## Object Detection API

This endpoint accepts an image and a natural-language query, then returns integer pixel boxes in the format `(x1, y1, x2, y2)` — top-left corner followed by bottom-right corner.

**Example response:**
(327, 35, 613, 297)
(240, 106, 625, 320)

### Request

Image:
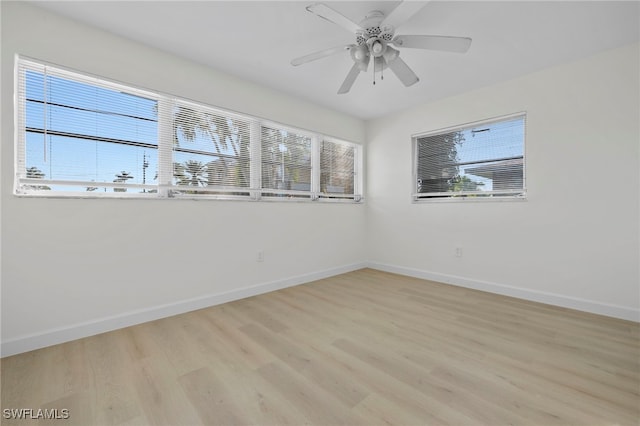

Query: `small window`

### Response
(413, 113, 526, 201)
(171, 102, 253, 197)
(320, 139, 356, 200)
(261, 126, 313, 199)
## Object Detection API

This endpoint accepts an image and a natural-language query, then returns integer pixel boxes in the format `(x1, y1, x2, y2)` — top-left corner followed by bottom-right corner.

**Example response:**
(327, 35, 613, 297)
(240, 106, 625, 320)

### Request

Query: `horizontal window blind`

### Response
(15, 57, 363, 202)
(17, 59, 159, 194)
(170, 101, 254, 197)
(261, 125, 312, 198)
(320, 139, 356, 199)
(414, 114, 525, 200)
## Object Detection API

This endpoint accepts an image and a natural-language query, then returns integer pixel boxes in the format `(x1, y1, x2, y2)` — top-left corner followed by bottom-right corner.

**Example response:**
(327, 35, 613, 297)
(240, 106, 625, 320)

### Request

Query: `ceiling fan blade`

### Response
(337, 63, 361, 94)
(291, 45, 353, 66)
(382, 1, 429, 30)
(385, 56, 419, 87)
(392, 35, 472, 53)
(306, 3, 362, 34)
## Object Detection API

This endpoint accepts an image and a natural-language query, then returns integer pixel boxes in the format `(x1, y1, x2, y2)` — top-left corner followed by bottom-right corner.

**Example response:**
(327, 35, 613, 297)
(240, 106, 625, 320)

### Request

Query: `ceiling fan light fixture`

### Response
(350, 44, 366, 56)
(367, 38, 387, 57)
(382, 46, 399, 63)
(350, 44, 370, 71)
(372, 41, 383, 55)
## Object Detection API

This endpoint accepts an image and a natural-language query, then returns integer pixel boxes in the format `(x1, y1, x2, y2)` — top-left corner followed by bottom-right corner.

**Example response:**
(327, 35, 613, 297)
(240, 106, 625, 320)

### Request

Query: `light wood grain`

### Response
(2, 269, 638, 425)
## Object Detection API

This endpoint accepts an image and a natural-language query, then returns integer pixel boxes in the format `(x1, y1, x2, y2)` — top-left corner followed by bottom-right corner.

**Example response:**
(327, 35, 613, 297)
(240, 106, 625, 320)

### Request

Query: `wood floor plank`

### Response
(206, 364, 313, 425)
(2, 268, 638, 425)
(278, 323, 476, 424)
(239, 323, 370, 409)
(83, 332, 145, 426)
(332, 337, 531, 426)
(177, 367, 245, 426)
(255, 361, 362, 425)
(131, 355, 202, 426)
(195, 308, 277, 370)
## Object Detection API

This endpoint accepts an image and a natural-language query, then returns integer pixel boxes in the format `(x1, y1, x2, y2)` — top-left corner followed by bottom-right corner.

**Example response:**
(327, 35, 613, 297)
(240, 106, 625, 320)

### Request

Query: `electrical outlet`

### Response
(257, 250, 264, 262)
(455, 247, 463, 258)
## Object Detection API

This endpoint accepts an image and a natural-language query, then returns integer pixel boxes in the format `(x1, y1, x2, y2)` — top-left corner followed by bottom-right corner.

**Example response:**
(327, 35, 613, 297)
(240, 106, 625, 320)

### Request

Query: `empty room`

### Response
(1, 1, 638, 425)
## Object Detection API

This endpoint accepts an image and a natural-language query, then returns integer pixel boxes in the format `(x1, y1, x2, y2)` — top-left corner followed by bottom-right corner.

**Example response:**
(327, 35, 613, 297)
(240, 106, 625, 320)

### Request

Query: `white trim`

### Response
(0, 262, 366, 357)
(412, 195, 528, 204)
(411, 111, 527, 140)
(311, 134, 321, 197)
(18, 178, 157, 190)
(366, 262, 640, 323)
(413, 189, 524, 198)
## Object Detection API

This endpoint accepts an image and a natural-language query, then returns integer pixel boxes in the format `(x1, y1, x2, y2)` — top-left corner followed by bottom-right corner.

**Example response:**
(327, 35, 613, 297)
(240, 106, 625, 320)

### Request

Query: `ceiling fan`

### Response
(291, 1, 472, 94)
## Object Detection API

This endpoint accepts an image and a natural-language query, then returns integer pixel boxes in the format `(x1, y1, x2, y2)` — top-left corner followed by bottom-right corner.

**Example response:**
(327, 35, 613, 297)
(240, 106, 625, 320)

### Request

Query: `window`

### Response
(413, 113, 525, 201)
(320, 139, 357, 200)
(170, 101, 253, 197)
(15, 58, 363, 202)
(261, 125, 312, 198)
(17, 61, 158, 194)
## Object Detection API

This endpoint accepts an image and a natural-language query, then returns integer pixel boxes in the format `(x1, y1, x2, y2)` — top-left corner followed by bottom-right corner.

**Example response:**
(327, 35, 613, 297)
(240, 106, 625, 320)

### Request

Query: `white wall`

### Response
(0, 2, 367, 355)
(366, 42, 640, 321)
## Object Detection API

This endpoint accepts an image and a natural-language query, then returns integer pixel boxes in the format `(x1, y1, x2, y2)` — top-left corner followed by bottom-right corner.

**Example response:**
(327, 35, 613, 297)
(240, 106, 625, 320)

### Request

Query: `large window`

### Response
(413, 113, 526, 201)
(15, 58, 363, 202)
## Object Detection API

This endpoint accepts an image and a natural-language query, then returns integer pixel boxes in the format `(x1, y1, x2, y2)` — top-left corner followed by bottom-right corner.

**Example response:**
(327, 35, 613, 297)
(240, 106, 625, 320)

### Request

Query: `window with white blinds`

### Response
(170, 101, 254, 197)
(261, 126, 313, 198)
(15, 57, 363, 202)
(17, 60, 159, 194)
(413, 113, 526, 201)
(320, 139, 357, 199)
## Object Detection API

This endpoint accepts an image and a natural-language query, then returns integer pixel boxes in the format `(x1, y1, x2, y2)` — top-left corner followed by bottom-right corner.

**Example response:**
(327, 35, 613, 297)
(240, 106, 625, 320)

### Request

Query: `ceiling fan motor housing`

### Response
(356, 10, 396, 63)
(357, 12, 394, 40)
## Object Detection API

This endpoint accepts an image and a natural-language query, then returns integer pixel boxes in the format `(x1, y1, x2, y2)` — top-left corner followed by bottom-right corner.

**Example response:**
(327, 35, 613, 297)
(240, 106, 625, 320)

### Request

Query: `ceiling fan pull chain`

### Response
(373, 55, 376, 85)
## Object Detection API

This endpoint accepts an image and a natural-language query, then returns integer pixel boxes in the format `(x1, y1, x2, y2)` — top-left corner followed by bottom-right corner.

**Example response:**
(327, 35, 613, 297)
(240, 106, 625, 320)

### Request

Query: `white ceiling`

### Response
(31, 1, 639, 120)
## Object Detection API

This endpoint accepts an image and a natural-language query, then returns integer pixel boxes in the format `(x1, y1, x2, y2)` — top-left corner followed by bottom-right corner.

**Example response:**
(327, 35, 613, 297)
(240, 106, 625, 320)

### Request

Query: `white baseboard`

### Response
(4, 261, 636, 357)
(0, 262, 366, 357)
(366, 262, 640, 323)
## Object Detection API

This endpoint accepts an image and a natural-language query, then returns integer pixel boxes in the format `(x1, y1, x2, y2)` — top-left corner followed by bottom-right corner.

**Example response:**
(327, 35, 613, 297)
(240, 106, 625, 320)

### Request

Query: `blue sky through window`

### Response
(455, 116, 525, 191)
(25, 70, 158, 191)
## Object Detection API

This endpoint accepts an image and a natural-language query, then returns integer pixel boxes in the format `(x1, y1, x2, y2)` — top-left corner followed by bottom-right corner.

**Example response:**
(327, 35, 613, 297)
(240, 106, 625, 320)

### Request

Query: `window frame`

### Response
(319, 136, 362, 201)
(14, 56, 364, 203)
(412, 112, 527, 203)
(15, 58, 162, 198)
(167, 98, 256, 201)
(259, 121, 316, 200)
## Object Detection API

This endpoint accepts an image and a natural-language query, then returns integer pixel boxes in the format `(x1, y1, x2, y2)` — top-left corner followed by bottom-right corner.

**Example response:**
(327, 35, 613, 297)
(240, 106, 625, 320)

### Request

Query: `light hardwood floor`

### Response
(1, 269, 639, 425)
